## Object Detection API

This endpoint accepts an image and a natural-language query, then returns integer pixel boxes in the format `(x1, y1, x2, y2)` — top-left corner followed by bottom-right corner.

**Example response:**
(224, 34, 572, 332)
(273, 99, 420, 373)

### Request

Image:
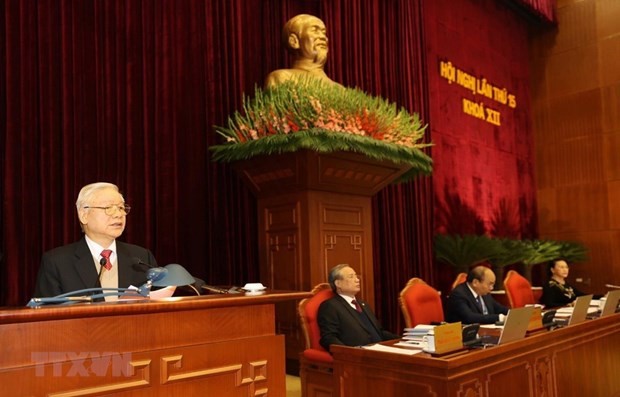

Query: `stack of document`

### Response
(555, 305, 599, 319)
(554, 307, 573, 319)
(396, 324, 435, 348)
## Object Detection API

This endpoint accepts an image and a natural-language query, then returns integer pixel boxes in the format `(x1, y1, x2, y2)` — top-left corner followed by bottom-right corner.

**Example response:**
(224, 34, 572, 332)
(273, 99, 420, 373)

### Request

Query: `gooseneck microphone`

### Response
(94, 257, 106, 288)
(132, 257, 155, 272)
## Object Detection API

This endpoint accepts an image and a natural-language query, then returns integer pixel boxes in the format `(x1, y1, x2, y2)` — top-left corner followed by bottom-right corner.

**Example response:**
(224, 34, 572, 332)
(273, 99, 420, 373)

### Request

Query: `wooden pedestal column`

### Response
(235, 150, 411, 363)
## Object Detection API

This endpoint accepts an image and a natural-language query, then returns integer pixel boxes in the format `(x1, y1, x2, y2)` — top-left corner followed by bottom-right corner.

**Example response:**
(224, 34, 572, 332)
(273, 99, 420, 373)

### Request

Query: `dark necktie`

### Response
(100, 249, 113, 271)
(352, 299, 362, 313)
(476, 295, 488, 315)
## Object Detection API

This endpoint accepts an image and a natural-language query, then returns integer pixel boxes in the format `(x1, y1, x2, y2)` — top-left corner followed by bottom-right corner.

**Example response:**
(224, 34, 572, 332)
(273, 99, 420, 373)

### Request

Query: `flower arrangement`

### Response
(211, 77, 432, 181)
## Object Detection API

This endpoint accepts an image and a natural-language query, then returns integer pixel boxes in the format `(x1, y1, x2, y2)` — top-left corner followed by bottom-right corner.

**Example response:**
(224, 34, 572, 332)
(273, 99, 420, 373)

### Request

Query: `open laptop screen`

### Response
(568, 294, 593, 326)
(480, 306, 534, 346)
(600, 290, 620, 317)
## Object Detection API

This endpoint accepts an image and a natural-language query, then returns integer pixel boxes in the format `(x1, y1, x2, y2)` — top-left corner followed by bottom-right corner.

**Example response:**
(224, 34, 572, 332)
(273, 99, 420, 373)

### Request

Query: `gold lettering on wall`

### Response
(440, 60, 516, 126)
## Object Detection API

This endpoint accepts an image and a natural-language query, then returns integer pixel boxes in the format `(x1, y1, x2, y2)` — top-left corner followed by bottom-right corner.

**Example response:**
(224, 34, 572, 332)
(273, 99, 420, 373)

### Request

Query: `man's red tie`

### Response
(100, 249, 113, 271)
(352, 299, 362, 313)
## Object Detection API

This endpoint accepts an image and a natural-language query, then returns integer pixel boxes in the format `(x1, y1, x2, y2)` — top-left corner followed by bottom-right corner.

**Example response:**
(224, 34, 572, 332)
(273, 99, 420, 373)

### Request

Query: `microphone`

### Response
(605, 284, 620, 289)
(94, 258, 106, 289)
(202, 285, 230, 294)
(132, 257, 155, 272)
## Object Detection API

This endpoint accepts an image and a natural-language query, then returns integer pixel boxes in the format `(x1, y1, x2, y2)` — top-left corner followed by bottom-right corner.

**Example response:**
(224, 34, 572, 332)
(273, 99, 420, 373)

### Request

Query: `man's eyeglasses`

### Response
(83, 204, 131, 216)
(342, 274, 361, 280)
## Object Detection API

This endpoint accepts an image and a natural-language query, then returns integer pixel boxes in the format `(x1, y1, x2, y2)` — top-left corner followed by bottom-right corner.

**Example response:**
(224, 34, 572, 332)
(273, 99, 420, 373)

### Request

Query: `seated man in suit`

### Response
(445, 265, 508, 324)
(34, 182, 157, 299)
(317, 264, 398, 352)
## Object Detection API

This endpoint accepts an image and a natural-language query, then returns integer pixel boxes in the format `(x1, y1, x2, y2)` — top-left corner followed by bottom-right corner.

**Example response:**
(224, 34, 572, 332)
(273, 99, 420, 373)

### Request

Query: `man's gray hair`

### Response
(327, 263, 350, 292)
(75, 182, 123, 210)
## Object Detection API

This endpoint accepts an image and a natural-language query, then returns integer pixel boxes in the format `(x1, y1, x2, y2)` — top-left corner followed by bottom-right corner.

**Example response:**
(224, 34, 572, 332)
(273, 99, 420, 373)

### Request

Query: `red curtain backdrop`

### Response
(1, 0, 546, 332)
(320, 0, 434, 329)
(510, 0, 556, 22)
(0, 0, 433, 329)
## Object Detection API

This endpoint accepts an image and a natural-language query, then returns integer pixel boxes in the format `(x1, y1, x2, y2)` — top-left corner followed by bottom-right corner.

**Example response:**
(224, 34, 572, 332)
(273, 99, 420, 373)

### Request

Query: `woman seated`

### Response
(540, 259, 585, 308)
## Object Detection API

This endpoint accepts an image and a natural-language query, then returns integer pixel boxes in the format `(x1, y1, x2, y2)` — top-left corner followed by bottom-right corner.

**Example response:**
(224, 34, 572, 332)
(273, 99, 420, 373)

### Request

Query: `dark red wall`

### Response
(425, 0, 537, 238)
(423, 0, 539, 289)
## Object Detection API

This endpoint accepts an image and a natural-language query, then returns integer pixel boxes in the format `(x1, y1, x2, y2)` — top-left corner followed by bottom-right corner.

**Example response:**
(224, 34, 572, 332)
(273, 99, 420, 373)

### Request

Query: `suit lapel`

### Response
(116, 242, 132, 288)
(464, 286, 484, 314)
(481, 295, 492, 314)
(73, 238, 99, 290)
(335, 296, 380, 333)
(335, 296, 365, 325)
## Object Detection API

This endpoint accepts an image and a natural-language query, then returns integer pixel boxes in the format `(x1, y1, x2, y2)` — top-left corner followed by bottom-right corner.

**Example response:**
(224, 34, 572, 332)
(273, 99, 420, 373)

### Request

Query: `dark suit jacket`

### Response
(445, 282, 508, 324)
(34, 237, 157, 297)
(317, 295, 398, 352)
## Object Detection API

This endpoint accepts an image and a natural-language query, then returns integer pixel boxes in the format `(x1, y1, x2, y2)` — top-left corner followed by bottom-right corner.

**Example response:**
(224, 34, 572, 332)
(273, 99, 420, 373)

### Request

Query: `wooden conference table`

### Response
(332, 312, 620, 397)
(0, 290, 309, 396)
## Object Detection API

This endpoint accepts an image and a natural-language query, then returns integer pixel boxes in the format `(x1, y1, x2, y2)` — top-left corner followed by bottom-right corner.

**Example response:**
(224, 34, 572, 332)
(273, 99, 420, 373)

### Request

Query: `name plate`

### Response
(527, 306, 543, 331)
(433, 322, 463, 354)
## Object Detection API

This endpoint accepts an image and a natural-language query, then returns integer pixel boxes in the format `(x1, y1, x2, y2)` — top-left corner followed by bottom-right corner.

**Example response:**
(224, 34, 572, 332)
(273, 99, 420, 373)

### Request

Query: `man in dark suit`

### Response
(317, 264, 398, 352)
(445, 265, 508, 324)
(34, 182, 157, 299)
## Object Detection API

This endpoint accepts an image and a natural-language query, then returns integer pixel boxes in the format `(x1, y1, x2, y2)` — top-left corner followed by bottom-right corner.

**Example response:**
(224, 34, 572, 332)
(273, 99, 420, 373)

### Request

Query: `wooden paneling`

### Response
(332, 313, 620, 397)
(531, 0, 620, 294)
(235, 150, 411, 363)
(0, 291, 308, 396)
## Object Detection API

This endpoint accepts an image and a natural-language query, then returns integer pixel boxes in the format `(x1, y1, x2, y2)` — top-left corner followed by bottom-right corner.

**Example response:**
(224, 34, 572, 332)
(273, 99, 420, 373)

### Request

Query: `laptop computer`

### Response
(479, 306, 534, 346)
(601, 290, 620, 317)
(555, 294, 593, 326)
(589, 289, 620, 318)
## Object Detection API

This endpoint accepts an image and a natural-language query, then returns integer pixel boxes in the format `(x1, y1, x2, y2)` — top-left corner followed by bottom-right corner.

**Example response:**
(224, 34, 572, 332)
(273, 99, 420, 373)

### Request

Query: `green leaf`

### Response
(211, 77, 432, 182)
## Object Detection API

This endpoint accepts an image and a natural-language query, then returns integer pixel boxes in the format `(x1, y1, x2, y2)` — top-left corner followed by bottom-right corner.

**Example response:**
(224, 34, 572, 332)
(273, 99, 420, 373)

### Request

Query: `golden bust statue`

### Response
(265, 14, 340, 88)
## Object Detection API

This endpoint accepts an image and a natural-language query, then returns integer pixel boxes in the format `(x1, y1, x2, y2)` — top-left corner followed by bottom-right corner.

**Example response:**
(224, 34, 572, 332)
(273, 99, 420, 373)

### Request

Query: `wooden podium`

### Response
(0, 291, 308, 396)
(235, 149, 412, 362)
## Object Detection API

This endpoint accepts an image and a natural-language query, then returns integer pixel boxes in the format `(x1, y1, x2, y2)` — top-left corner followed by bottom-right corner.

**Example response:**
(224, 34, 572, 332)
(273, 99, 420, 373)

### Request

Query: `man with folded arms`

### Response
(446, 265, 508, 324)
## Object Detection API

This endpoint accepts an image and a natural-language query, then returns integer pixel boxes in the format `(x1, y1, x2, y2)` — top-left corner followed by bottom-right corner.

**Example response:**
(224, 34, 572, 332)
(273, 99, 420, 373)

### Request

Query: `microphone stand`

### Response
(27, 280, 157, 308)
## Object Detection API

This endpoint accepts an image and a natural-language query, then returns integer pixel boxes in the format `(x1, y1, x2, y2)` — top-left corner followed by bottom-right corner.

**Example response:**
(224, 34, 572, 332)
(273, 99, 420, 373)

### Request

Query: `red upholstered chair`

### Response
(451, 272, 468, 290)
(298, 283, 334, 397)
(399, 278, 444, 328)
(504, 270, 535, 308)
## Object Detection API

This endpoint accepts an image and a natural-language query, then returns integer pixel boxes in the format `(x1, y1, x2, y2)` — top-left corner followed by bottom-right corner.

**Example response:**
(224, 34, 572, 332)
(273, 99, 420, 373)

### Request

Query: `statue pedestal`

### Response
(235, 149, 412, 362)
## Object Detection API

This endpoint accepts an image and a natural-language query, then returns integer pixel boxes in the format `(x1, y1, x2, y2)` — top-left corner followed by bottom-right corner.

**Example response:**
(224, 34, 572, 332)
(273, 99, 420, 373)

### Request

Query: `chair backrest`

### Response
(399, 278, 444, 328)
(298, 283, 335, 351)
(451, 272, 468, 290)
(504, 270, 535, 308)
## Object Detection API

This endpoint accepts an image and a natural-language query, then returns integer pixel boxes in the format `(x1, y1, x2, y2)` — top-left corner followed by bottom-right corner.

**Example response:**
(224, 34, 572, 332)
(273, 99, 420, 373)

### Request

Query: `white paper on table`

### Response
(362, 343, 423, 355)
(149, 286, 177, 299)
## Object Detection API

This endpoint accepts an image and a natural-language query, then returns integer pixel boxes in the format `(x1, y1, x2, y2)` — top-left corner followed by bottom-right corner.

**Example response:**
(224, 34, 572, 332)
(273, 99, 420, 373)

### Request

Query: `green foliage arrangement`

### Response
(488, 238, 529, 268)
(433, 234, 501, 274)
(211, 78, 432, 181)
(434, 233, 589, 283)
(557, 241, 588, 263)
(520, 239, 562, 267)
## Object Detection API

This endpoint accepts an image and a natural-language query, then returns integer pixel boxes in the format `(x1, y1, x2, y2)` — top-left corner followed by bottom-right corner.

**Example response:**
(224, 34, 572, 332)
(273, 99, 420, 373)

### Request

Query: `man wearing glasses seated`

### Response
(34, 182, 157, 299)
(317, 264, 398, 352)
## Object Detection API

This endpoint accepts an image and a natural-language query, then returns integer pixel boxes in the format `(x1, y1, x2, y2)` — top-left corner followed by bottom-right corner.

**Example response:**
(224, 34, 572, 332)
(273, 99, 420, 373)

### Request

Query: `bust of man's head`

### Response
(282, 14, 329, 67)
(265, 14, 338, 88)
